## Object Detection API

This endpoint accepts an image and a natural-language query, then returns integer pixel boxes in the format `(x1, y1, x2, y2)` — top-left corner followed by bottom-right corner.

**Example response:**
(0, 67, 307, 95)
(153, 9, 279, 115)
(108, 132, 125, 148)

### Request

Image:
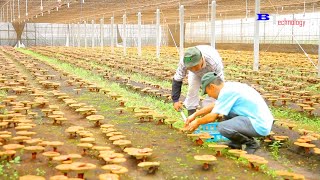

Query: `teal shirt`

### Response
(212, 82, 274, 136)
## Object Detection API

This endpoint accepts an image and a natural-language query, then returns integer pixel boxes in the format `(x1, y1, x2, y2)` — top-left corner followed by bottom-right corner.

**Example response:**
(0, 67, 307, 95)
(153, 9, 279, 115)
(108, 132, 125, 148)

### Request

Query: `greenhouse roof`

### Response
(0, 0, 320, 24)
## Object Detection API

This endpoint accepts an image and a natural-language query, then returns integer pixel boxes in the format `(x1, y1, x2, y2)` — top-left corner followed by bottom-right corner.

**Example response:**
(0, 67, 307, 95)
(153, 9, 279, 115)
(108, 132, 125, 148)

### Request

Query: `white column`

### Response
(77, 22, 80, 47)
(211, 0, 216, 48)
(66, 24, 70, 47)
(318, 23, 320, 78)
(111, 16, 114, 53)
(253, 0, 260, 71)
(123, 14, 127, 56)
(84, 21, 87, 48)
(100, 18, 104, 50)
(179, 5, 184, 59)
(240, 19, 243, 43)
(91, 20, 95, 48)
(72, 23, 75, 47)
(221, 20, 223, 43)
(156, 9, 160, 59)
(137, 12, 142, 57)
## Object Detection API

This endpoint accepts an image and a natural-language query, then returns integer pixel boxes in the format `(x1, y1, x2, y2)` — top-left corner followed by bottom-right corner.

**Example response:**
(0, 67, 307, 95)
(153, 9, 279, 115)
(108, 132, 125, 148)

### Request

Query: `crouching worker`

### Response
(185, 72, 274, 154)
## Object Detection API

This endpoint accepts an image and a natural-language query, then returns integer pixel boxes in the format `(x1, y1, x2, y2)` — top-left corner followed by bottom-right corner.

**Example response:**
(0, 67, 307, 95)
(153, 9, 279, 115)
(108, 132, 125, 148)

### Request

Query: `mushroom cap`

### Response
(77, 143, 93, 148)
(49, 175, 69, 180)
(100, 152, 124, 159)
(16, 131, 37, 136)
(109, 135, 126, 141)
(86, 115, 104, 121)
(80, 137, 96, 143)
(106, 132, 122, 137)
(100, 124, 114, 129)
(19, 175, 45, 180)
(42, 151, 61, 157)
(194, 155, 217, 162)
(70, 162, 97, 172)
(138, 161, 160, 168)
(123, 147, 138, 153)
(103, 128, 117, 134)
(25, 138, 43, 145)
(228, 149, 247, 157)
(68, 154, 82, 159)
(3, 144, 25, 150)
(273, 135, 289, 141)
(47, 141, 64, 147)
(101, 164, 128, 174)
(53, 155, 71, 161)
(103, 157, 127, 164)
(113, 140, 131, 146)
(275, 170, 305, 179)
(208, 144, 228, 150)
(24, 146, 45, 152)
(294, 142, 316, 148)
(56, 164, 72, 172)
(12, 136, 31, 141)
(99, 173, 120, 180)
(92, 146, 111, 151)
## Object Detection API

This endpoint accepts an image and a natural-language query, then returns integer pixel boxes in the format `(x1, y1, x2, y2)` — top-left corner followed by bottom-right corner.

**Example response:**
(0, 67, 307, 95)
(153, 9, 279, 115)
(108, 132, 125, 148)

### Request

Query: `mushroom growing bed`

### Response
(0, 46, 319, 179)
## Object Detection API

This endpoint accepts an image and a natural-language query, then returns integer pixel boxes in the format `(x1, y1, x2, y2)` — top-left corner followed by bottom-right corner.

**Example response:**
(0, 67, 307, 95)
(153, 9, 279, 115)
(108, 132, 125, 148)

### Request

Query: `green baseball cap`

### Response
(183, 47, 202, 68)
(201, 72, 218, 95)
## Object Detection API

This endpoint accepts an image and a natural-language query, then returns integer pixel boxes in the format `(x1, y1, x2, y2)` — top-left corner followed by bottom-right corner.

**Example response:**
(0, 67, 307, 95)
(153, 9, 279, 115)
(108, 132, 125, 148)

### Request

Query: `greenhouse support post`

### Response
(156, 9, 160, 59)
(111, 16, 114, 53)
(211, 0, 216, 48)
(253, 0, 260, 71)
(179, 5, 184, 60)
(123, 14, 127, 56)
(137, 12, 142, 57)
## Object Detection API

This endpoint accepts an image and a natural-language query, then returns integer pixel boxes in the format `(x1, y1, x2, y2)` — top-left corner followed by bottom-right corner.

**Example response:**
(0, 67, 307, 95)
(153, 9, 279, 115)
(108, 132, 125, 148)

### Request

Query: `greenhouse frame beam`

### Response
(211, 0, 216, 48)
(123, 13, 127, 56)
(66, 23, 70, 47)
(179, 5, 184, 60)
(100, 18, 104, 50)
(318, 26, 320, 78)
(137, 12, 142, 57)
(84, 21, 87, 48)
(111, 16, 114, 53)
(72, 23, 75, 47)
(253, 0, 260, 71)
(156, 9, 160, 59)
(91, 20, 95, 48)
(77, 22, 80, 47)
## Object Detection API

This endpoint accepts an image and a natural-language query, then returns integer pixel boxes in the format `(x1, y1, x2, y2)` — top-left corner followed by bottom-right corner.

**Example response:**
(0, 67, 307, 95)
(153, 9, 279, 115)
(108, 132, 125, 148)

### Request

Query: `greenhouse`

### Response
(0, 0, 319, 179)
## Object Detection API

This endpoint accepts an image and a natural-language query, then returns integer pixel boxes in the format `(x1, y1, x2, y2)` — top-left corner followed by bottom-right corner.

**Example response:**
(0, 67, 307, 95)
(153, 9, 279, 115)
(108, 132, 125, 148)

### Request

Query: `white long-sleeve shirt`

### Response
(173, 45, 224, 81)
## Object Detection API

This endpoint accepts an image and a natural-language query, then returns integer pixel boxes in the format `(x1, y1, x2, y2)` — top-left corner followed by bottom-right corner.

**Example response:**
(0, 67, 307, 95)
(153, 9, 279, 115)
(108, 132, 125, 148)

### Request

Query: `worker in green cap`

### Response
(172, 45, 224, 116)
(185, 72, 274, 154)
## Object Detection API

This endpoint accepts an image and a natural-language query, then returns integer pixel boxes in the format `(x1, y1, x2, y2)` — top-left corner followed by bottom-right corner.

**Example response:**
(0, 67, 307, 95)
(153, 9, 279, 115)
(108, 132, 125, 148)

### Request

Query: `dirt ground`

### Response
(2, 49, 319, 180)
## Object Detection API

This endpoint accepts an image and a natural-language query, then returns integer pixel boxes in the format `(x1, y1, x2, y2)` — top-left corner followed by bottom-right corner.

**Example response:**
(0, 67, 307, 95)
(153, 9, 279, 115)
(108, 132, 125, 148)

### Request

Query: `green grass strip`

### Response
(17, 48, 185, 128)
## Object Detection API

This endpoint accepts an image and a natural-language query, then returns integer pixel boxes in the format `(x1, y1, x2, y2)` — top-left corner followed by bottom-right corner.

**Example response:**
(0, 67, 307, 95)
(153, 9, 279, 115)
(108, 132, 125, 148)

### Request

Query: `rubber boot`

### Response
(188, 109, 196, 116)
(222, 141, 242, 150)
(230, 132, 260, 154)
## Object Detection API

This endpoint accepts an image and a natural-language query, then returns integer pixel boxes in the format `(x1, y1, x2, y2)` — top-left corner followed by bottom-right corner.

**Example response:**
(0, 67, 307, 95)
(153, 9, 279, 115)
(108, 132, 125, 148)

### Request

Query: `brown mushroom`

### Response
(24, 146, 45, 160)
(19, 175, 45, 180)
(208, 144, 228, 156)
(101, 164, 128, 174)
(42, 151, 61, 161)
(86, 115, 104, 127)
(70, 162, 96, 179)
(99, 173, 119, 180)
(138, 161, 160, 174)
(47, 141, 64, 152)
(194, 155, 217, 170)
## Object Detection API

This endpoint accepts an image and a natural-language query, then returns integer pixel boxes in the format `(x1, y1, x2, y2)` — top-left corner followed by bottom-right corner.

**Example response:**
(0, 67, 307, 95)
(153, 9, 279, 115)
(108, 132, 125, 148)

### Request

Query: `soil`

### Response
(2, 49, 319, 180)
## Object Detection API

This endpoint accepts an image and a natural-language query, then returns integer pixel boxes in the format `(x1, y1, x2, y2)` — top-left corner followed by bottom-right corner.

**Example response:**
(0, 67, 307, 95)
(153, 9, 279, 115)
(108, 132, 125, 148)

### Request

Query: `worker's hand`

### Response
(187, 119, 200, 132)
(173, 101, 183, 111)
(185, 113, 196, 126)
